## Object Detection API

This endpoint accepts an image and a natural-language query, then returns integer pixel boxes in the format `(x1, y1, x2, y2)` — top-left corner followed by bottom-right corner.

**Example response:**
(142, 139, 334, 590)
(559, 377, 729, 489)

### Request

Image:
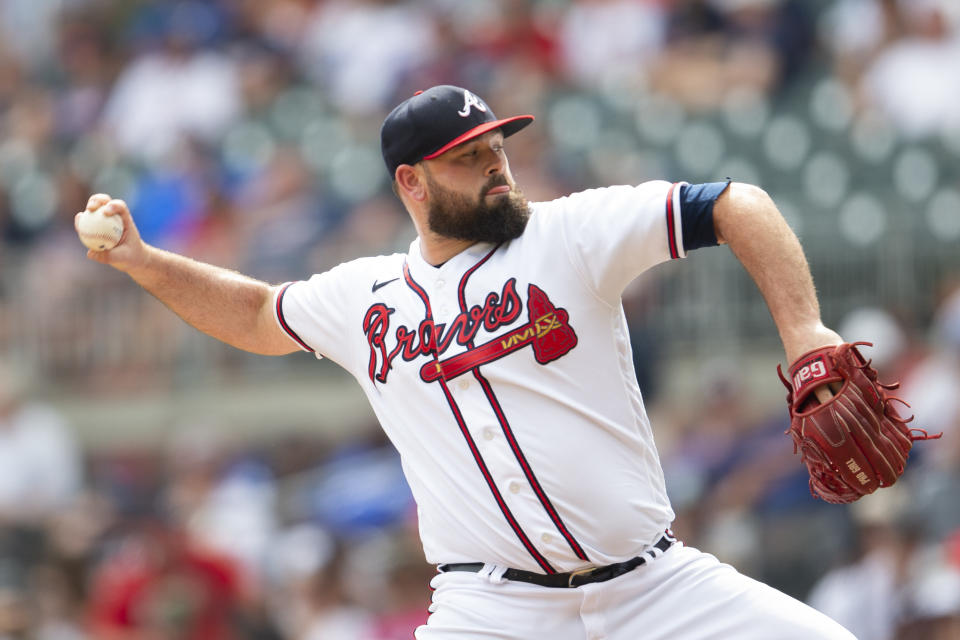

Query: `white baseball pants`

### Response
(417, 543, 856, 640)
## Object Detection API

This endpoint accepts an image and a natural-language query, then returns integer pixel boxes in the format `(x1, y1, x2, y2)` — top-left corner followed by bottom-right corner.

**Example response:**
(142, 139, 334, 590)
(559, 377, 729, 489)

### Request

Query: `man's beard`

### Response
(424, 172, 531, 244)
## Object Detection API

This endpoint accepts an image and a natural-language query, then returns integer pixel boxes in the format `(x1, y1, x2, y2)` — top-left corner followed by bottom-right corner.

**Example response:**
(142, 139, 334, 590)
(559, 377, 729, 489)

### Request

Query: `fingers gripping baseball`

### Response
(85, 193, 112, 212)
(74, 195, 146, 270)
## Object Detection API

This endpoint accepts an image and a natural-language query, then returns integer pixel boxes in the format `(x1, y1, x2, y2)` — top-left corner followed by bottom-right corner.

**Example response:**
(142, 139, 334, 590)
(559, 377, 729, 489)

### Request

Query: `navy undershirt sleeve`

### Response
(679, 180, 730, 252)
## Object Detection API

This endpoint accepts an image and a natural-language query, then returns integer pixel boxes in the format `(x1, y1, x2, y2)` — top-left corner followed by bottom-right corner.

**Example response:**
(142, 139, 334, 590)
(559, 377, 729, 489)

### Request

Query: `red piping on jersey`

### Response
(666, 182, 680, 260)
(458, 248, 591, 563)
(403, 261, 556, 574)
(276, 283, 315, 352)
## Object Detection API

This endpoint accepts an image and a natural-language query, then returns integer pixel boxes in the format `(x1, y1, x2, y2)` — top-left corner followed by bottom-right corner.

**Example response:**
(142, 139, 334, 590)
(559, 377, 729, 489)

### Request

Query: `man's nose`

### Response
(485, 151, 505, 176)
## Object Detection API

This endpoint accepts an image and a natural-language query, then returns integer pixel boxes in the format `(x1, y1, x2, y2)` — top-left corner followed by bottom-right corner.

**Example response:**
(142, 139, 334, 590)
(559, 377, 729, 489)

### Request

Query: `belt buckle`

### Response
(567, 566, 597, 588)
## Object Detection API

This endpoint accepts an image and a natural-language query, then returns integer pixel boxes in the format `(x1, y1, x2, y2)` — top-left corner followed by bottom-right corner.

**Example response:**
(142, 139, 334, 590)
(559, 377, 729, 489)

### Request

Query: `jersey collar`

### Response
(407, 237, 496, 281)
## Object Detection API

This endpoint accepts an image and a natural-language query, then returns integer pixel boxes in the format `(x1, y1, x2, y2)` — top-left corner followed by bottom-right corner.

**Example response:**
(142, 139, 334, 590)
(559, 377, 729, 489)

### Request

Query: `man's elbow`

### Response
(713, 182, 777, 244)
(730, 182, 772, 205)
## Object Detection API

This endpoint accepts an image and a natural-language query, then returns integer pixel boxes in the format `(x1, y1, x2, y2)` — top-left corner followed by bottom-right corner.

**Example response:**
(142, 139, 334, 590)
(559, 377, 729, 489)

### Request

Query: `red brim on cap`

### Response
(422, 115, 534, 161)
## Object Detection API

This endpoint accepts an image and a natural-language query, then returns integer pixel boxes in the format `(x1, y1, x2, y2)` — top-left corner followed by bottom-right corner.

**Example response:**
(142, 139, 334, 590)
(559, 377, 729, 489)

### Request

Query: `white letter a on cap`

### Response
(458, 90, 487, 117)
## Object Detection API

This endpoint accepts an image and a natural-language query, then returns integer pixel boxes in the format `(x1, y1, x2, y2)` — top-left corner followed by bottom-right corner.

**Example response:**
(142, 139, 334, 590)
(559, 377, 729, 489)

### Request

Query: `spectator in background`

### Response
(0, 85, 62, 243)
(557, 0, 666, 89)
(39, 491, 118, 640)
(661, 355, 841, 595)
(895, 285, 960, 548)
(0, 363, 83, 638)
(233, 148, 333, 281)
(895, 535, 960, 638)
(660, 358, 775, 565)
(364, 531, 434, 640)
(901, 286, 960, 470)
(860, 0, 960, 137)
(404, 0, 560, 106)
(295, 534, 376, 640)
(53, 6, 115, 143)
(0, 362, 81, 531)
(85, 512, 248, 640)
(836, 307, 912, 375)
(807, 488, 917, 640)
(162, 425, 278, 595)
(99, 1, 241, 163)
(0, 0, 62, 69)
(265, 524, 344, 638)
(654, 0, 815, 109)
(818, 0, 901, 85)
(231, 0, 317, 55)
(299, 0, 438, 116)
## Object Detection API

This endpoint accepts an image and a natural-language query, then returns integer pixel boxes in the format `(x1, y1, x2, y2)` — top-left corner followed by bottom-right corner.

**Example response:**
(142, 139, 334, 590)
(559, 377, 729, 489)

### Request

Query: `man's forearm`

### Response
(76, 195, 297, 356)
(713, 183, 841, 362)
(127, 246, 287, 355)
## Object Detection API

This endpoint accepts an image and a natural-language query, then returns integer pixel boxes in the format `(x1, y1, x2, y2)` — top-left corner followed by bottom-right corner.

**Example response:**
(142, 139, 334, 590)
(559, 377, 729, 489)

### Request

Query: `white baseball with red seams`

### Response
(76, 206, 124, 251)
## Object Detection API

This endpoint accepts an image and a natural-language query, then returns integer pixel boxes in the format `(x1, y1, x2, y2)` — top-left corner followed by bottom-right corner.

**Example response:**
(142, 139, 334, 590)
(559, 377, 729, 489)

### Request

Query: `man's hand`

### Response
(75, 194, 150, 274)
(779, 342, 940, 503)
(781, 323, 844, 404)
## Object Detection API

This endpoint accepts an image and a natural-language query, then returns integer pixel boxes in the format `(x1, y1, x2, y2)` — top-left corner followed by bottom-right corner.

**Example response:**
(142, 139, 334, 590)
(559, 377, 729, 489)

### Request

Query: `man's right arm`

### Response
(76, 194, 299, 356)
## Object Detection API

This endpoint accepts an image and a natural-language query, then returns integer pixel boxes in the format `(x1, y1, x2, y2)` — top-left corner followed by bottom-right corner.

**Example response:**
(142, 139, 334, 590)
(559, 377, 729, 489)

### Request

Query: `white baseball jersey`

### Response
(275, 180, 688, 574)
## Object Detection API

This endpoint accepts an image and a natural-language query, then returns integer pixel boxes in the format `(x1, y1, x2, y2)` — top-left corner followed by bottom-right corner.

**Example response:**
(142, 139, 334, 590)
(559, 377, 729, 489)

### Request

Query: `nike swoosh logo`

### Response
(371, 277, 400, 293)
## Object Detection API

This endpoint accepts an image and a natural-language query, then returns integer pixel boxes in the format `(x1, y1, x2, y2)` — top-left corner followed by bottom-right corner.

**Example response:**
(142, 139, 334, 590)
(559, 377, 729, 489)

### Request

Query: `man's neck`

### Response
(419, 233, 475, 267)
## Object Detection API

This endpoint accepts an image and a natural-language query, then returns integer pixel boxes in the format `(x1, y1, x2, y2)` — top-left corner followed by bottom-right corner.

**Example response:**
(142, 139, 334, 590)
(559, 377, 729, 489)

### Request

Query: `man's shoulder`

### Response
(292, 252, 408, 296)
(532, 180, 674, 212)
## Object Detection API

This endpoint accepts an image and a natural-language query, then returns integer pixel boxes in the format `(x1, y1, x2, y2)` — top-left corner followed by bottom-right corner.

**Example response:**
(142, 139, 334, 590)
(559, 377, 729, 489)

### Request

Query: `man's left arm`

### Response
(711, 182, 842, 364)
(712, 183, 942, 503)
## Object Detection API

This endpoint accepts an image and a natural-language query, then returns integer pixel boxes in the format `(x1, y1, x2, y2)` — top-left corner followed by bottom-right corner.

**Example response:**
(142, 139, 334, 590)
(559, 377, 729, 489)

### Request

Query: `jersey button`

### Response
(541, 533, 553, 544)
(508, 481, 521, 494)
(482, 427, 495, 441)
(436, 279, 446, 288)
(458, 379, 470, 390)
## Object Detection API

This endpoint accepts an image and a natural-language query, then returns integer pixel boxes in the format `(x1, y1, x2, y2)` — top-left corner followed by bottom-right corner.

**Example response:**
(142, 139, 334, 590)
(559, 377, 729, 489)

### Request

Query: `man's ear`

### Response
(395, 165, 427, 202)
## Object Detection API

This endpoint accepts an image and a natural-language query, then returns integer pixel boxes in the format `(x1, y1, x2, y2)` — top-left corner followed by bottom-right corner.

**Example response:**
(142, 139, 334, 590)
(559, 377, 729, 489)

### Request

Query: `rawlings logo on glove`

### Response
(778, 342, 941, 504)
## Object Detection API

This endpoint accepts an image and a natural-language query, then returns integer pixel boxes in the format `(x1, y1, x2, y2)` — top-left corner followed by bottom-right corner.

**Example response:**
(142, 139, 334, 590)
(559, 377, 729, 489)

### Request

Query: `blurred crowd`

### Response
(1, 0, 960, 638)
(1, 361, 433, 639)
(2, 0, 958, 264)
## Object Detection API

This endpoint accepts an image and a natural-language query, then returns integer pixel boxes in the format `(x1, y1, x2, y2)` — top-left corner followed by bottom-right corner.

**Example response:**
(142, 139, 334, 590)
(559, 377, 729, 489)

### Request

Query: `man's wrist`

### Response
(124, 243, 160, 284)
(781, 322, 843, 363)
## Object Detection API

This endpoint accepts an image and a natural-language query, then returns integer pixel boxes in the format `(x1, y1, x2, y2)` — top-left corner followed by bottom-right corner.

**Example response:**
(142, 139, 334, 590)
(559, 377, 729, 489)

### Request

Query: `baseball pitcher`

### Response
(78, 85, 936, 639)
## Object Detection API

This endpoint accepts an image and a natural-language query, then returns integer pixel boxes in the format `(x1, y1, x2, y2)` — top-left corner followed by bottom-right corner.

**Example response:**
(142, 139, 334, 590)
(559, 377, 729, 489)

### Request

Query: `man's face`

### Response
(421, 132, 531, 244)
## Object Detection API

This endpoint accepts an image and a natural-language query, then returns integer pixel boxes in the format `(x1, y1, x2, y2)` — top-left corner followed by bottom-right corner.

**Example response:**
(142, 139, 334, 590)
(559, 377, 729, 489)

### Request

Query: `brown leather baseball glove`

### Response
(778, 342, 940, 504)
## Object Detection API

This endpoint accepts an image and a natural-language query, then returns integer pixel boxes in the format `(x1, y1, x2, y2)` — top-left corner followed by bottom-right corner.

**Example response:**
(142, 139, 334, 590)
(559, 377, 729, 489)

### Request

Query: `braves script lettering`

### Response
(363, 279, 522, 383)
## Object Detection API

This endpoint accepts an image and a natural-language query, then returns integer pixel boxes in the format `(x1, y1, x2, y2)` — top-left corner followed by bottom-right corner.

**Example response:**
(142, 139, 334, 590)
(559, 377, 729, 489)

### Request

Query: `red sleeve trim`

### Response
(276, 283, 314, 353)
(666, 182, 680, 260)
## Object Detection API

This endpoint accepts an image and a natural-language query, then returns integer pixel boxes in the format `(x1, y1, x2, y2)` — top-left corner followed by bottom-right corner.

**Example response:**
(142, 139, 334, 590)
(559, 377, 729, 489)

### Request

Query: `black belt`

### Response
(439, 533, 675, 588)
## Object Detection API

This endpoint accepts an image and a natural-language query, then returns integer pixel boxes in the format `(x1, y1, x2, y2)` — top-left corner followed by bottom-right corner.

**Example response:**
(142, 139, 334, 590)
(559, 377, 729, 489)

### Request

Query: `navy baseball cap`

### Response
(380, 85, 534, 177)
